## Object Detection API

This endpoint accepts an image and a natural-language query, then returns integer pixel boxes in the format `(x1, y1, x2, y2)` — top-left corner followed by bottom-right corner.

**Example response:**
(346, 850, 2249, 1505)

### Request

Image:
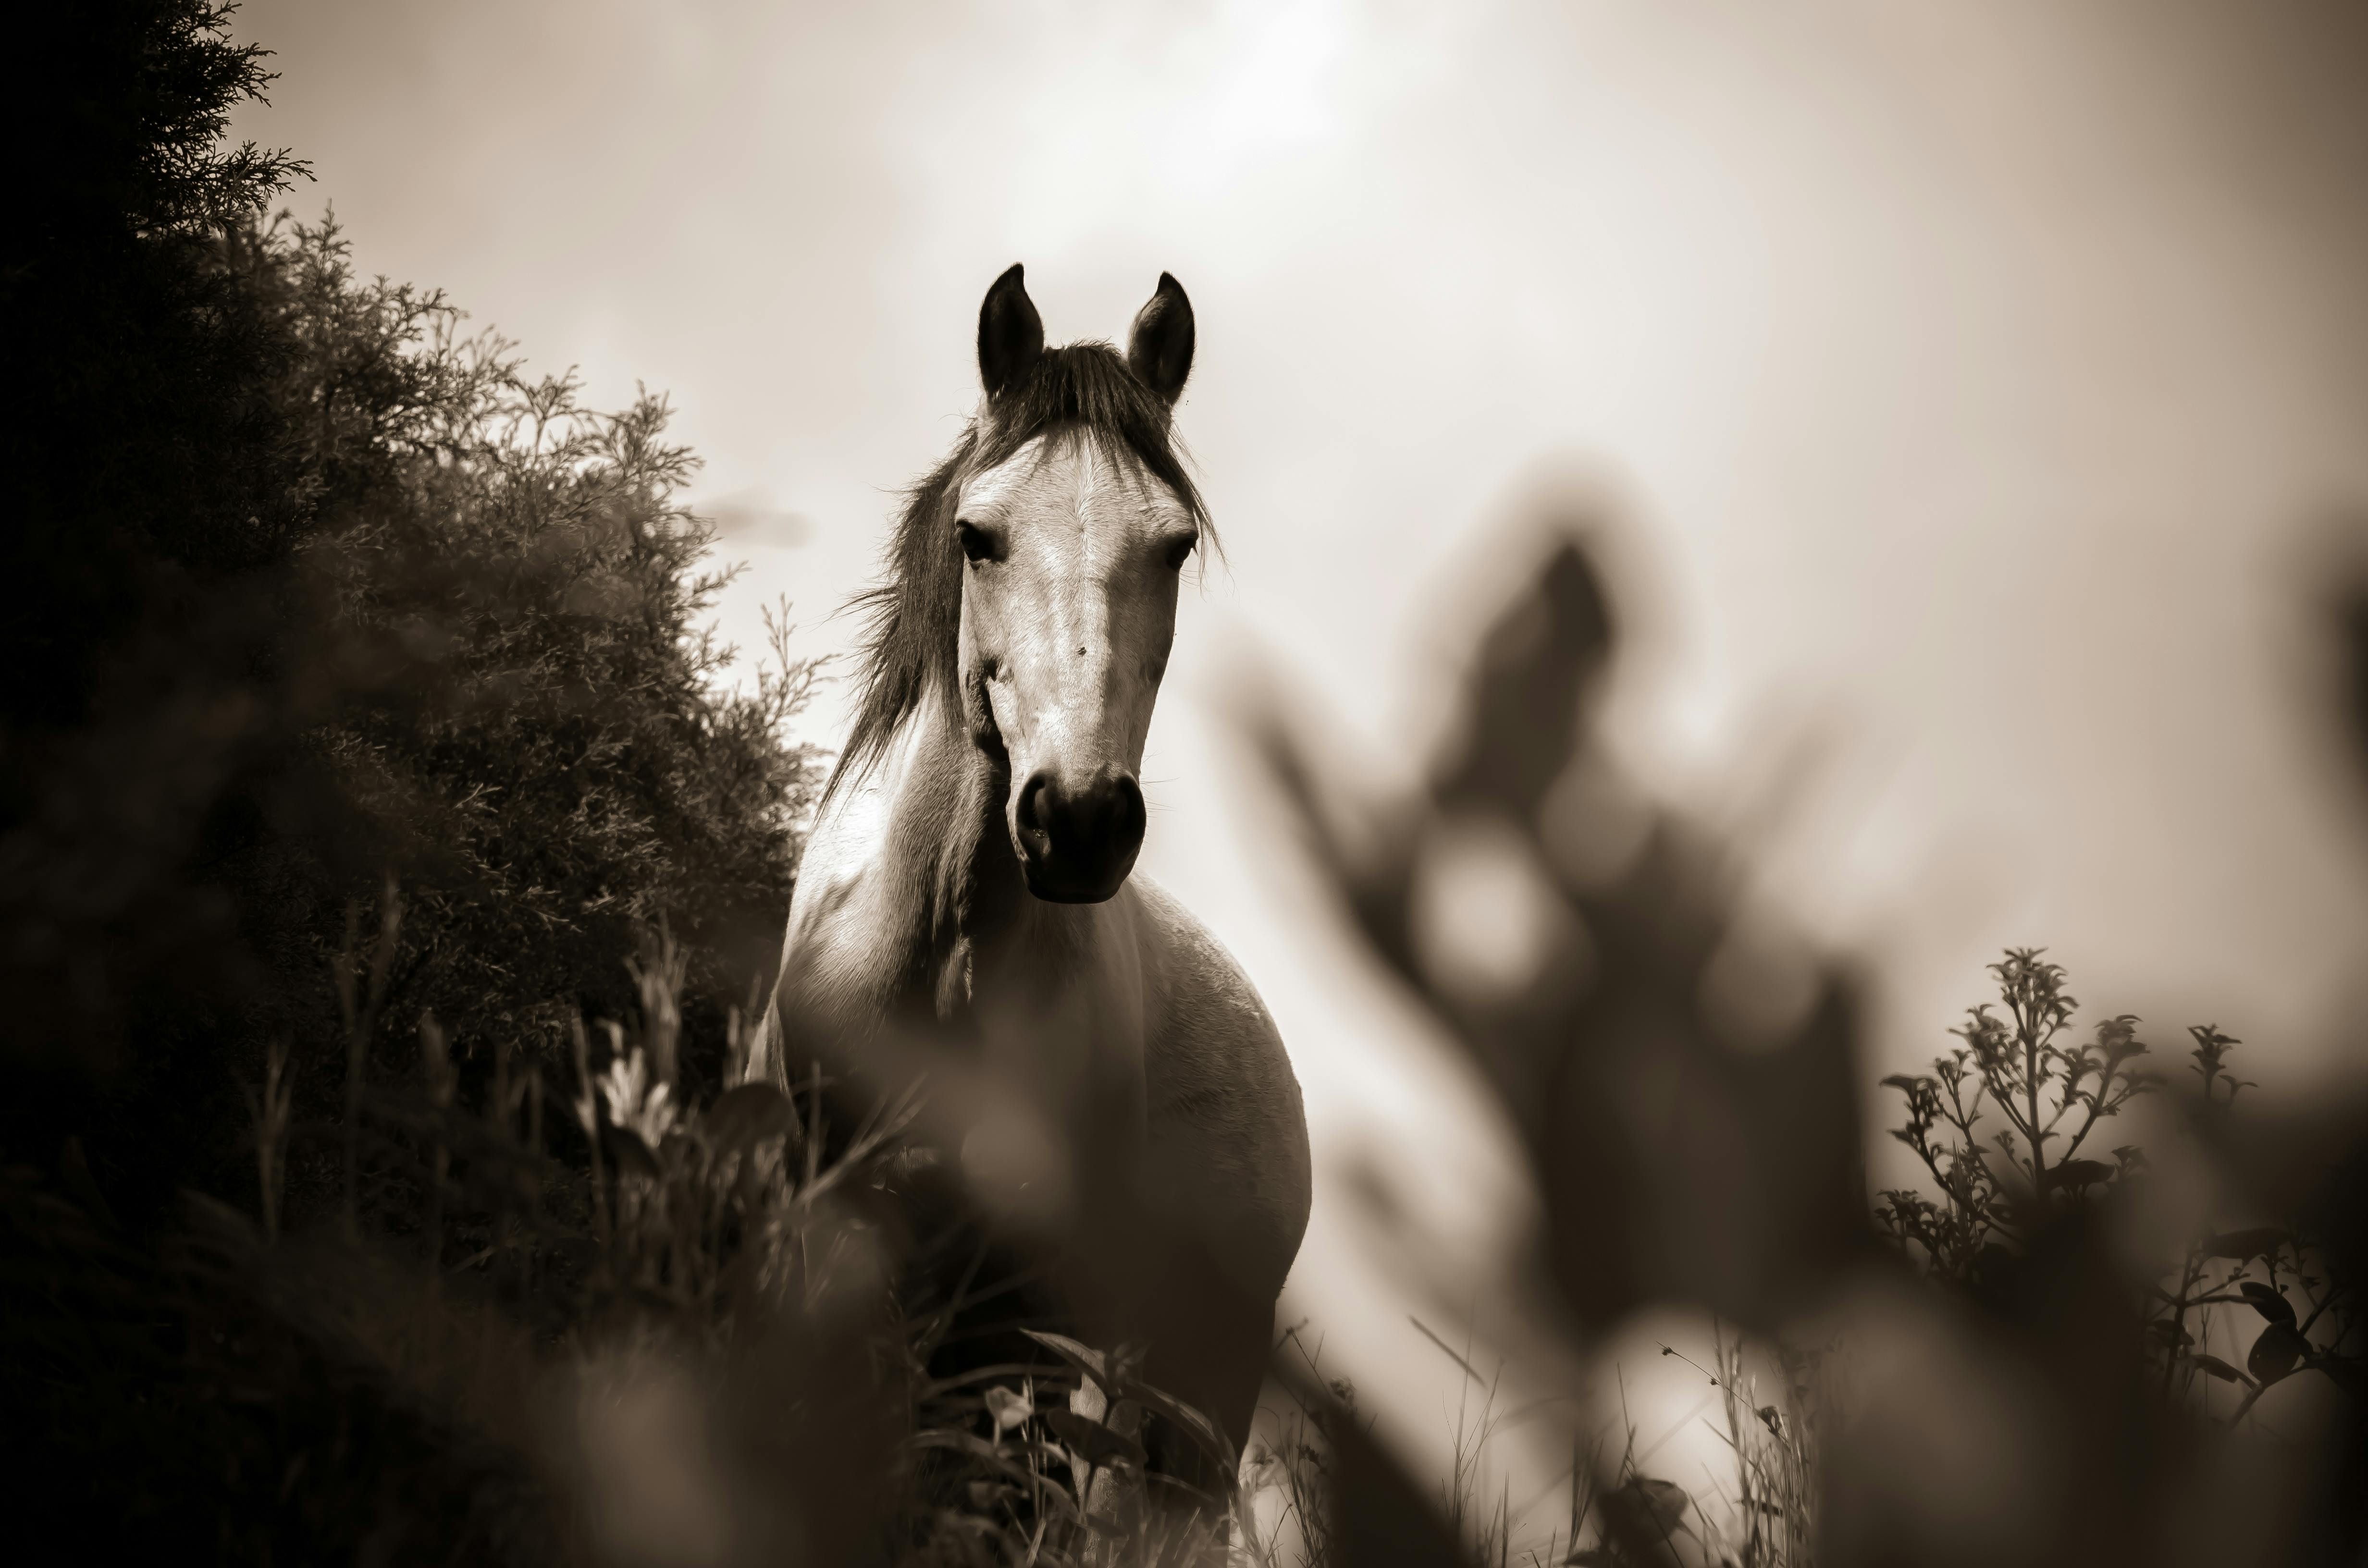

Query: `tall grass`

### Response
(0, 871, 1263, 1566)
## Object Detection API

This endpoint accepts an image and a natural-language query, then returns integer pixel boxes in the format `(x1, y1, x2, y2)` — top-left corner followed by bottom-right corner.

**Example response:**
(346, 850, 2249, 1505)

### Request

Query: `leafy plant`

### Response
(1874, 949, 2155, 1282)
(1876, 951, 2364, 1425)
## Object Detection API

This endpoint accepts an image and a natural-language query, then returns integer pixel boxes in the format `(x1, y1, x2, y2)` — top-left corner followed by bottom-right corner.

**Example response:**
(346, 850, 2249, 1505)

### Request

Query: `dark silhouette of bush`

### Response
(1, 2, 818, 1225)
(5, 8, 826, 1560)
(3, 1, 318, 1211)
(249, 216, 823, 1164)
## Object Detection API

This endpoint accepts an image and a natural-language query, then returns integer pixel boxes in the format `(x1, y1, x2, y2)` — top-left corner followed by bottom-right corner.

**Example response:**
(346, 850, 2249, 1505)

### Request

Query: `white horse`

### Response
(756, 265, 1309, 1472)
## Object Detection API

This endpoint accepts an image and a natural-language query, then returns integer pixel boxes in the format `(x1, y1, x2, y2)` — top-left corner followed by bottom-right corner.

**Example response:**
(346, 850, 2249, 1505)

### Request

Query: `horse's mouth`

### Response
(1017, 844, 1140, 904)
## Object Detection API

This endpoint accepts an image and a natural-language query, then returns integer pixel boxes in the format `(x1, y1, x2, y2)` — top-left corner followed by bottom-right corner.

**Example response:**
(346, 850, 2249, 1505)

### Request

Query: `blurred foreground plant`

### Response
(1249, 517, 2368, 1568)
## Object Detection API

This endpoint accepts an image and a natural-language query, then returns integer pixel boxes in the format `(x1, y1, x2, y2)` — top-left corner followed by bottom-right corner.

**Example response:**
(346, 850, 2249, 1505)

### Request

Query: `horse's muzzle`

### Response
(1012, 767, 1146, 903)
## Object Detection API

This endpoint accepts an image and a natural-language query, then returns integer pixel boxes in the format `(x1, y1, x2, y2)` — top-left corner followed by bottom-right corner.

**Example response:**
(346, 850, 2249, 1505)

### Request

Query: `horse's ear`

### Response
(1126, 272, 1194, 405)
(978, 263, 1044, 401)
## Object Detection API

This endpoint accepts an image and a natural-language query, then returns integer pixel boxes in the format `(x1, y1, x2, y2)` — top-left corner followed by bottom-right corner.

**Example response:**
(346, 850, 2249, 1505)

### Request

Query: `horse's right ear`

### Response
(977, 264, 1044, 401)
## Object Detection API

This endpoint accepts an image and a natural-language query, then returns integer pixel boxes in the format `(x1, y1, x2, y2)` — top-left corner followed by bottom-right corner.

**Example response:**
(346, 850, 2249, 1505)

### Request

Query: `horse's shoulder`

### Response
(1122, 876, 1311, 1289)
(1123, 878, 1271, 1030)
(1121, 878, 1301, 1119)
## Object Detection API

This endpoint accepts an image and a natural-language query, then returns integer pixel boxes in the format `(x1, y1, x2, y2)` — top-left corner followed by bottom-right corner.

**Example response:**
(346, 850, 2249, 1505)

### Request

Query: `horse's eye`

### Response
(1163, 534, 1197, 571)
(956, 520, 1001, 564)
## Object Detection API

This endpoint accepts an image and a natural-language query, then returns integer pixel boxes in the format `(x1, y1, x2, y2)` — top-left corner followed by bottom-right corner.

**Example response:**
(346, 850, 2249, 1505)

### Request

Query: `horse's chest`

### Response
(971, 926, 1150, 1135)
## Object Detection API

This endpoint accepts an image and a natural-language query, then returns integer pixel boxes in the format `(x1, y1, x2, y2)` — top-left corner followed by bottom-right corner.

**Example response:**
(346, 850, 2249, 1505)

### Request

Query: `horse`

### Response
(752, 264, 1311, 1496)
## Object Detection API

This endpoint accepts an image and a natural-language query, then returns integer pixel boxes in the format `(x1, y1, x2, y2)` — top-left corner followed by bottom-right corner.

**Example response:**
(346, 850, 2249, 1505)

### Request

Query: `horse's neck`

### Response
(788, 692, 1152, 1235)
(814, 689, 1046, 1022)
(863, 698, 1149, 1176)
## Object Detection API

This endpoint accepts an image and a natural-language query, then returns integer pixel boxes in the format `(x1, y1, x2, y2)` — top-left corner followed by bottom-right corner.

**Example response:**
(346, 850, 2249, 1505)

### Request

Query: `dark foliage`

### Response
(1875, 949, 2367, 1416)
(0, 1171, 559, 1565)
(1873, 950, 2156, 1286)
(0, 7, 818, 1227)
(270, 216, 821, 1078)
(3, 3, 318, 1201)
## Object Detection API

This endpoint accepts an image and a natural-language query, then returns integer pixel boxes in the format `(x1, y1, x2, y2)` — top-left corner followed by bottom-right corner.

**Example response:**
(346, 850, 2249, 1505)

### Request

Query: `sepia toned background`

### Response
(228, 0, 2368, 1512)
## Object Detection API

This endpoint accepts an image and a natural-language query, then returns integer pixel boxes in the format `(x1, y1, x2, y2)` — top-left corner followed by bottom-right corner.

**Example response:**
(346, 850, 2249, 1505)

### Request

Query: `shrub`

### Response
(3, 1, 321, 1210)
(4, 3, 820, 1217)
(1875, 950, 2365, 1420)
(275, 213, 824, 1072)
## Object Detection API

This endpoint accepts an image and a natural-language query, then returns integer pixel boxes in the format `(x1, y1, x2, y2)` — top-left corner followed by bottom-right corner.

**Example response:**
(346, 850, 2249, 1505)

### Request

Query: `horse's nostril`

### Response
(1016, 771, 1055, 842)
(1109, 773, 1145, 841)
(1013, 769, 1145, 899)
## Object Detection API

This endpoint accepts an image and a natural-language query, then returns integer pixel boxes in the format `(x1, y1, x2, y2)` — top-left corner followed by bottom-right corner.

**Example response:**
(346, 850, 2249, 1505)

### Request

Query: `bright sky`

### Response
(234, 0, 2368, 1531)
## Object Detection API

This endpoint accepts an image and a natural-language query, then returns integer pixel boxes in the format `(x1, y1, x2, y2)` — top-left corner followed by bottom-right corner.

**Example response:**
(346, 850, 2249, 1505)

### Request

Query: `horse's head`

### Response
(954, 266, 1202, 904)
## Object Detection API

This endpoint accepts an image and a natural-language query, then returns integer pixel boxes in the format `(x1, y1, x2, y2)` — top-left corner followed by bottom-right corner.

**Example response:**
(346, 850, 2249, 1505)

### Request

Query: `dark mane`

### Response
(827, 342, 1212, 797)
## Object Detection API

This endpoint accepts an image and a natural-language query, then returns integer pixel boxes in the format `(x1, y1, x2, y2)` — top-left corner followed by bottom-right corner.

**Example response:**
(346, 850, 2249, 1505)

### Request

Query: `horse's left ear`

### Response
(1126, 272, 1195, 405)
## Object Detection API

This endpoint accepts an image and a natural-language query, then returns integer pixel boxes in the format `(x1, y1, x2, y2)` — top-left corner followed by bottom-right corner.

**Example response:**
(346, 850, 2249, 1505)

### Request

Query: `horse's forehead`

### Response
(962, 434, 1185, 529)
